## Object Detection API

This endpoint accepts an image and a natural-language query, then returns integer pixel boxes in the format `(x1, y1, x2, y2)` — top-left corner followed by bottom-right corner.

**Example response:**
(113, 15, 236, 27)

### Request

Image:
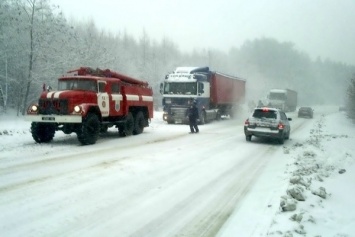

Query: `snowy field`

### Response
(0, 106, 354, 237)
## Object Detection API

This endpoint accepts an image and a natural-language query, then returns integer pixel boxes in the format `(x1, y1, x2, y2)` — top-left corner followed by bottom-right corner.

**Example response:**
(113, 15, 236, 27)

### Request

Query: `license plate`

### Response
(42, 117, 55, 121)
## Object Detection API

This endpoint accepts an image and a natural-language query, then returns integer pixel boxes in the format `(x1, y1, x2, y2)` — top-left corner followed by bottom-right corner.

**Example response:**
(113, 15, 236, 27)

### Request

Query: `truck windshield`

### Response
(58, 79, 97, 92)
(269, 93, 286, 100)
(164, 82, 197, 95)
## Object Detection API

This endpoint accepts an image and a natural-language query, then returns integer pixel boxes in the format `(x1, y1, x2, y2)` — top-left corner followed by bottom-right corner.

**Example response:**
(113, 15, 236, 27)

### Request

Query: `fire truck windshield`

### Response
(58, 79, 97, 92)
(164, 82, 197, 95)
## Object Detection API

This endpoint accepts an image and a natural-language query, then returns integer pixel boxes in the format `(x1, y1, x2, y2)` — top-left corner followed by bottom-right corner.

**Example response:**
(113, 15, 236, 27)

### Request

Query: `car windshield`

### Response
(252, 110, 277, 119)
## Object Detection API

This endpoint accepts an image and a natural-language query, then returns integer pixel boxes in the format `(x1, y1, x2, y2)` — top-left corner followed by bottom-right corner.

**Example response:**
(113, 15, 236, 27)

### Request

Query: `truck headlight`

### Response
(74, 105, 81, 113)
(31, 105, 38, 112)
(163, 112, 168, 121)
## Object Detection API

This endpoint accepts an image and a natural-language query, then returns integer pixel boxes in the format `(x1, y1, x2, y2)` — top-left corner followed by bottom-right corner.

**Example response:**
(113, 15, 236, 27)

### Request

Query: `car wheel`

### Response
(278, 134, 285, 144)
(246, 135, 252, 141)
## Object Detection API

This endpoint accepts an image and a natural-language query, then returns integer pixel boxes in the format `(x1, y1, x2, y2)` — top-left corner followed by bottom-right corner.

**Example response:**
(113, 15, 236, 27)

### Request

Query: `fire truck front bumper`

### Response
(25, 115, 82, 123)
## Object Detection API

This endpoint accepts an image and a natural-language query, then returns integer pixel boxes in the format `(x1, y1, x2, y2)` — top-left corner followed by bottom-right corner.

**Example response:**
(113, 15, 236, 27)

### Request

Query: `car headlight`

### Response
(31, 105, 38, 112)
(74, 105, 81, 113)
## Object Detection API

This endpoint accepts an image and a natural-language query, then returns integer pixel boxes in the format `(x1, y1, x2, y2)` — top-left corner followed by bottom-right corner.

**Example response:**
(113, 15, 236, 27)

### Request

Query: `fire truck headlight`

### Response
(74, 105, 81, 113)
(31, 105, 38, 112)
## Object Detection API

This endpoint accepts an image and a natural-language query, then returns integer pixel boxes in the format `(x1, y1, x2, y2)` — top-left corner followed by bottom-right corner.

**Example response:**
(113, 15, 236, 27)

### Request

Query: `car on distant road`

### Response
(244, 107, 292, 144)
(298, 107, 314, 118)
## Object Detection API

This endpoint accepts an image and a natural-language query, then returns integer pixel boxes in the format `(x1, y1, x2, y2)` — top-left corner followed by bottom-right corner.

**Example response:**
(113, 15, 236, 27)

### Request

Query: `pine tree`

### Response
(346, 74, 355, 122)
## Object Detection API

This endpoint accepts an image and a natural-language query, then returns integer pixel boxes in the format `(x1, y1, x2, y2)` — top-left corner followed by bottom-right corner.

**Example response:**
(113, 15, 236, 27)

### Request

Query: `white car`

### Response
(244, 107, 292, 144)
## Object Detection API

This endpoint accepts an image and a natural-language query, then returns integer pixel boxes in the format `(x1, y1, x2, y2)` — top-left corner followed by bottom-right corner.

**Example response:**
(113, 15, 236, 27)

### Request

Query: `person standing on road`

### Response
(186, 99, 199, 133)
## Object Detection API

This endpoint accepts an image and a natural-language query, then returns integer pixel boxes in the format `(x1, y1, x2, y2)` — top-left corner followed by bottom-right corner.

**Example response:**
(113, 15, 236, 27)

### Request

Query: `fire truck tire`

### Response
(120, 112, 134, 137)
(133, 111, 145, 135)
(31, 122, 55, 143)
(77, 113, 100, 145)
(100, 125, 108, 133)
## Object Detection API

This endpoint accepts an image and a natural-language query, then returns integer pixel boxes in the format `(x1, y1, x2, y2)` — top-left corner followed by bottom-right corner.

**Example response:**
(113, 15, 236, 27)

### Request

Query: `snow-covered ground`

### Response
(0, 106, 354, 237)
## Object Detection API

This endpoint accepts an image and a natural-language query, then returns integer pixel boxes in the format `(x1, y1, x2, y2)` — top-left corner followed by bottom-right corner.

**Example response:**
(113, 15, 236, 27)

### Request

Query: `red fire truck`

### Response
(26, 67, 154, 145)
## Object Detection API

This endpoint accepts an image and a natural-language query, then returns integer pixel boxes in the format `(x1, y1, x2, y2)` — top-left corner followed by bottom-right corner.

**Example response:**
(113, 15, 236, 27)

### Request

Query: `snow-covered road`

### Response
(1, 106, 354, 236)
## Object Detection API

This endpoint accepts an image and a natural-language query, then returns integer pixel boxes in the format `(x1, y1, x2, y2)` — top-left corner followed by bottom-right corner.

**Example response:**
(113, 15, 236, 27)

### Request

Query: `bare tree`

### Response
(14, 0, 70, 114)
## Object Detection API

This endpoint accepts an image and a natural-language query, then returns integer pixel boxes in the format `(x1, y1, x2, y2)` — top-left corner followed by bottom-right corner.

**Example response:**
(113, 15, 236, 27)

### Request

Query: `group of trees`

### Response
(1, 0, 355, 119)
(346, 75, 355, 122)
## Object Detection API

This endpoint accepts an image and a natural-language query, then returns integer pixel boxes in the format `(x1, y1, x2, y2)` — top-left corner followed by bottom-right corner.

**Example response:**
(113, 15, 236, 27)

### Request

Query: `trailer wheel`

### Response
(77, 113, 100, 145)
(120, 112, 134, 136)
(31, 122, 55, 143)
(133, 111, 145, 135)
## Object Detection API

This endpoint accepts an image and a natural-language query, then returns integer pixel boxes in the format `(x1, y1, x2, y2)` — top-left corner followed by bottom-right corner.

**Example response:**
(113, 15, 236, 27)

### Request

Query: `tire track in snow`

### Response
(127, 147, 277, 237)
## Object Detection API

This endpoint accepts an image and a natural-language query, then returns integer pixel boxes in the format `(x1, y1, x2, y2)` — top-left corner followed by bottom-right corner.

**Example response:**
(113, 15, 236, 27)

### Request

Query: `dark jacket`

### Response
(186, 104, 199, 121)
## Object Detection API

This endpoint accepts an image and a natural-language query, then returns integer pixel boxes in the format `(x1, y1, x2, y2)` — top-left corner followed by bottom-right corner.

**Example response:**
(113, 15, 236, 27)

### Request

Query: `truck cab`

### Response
(160, 66, 246, 124)
(160, 67, 210, 124)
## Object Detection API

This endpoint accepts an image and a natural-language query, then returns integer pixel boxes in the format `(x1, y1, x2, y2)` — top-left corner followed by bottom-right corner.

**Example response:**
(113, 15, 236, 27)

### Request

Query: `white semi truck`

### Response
(267, 88, 297, 112)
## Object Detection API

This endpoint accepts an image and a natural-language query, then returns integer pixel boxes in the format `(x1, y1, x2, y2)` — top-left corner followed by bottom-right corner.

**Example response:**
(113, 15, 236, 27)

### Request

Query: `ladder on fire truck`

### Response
(67, 67, 149, 87)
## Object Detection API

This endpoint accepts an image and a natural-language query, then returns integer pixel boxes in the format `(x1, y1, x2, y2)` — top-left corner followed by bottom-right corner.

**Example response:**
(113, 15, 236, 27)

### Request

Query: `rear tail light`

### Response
(244, 119, 249, 126)
(278, 122, 285, 129)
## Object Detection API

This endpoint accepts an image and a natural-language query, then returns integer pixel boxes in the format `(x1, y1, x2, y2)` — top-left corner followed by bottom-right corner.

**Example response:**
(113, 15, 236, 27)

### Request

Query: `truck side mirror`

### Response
(198, 82, 204, 94)
(160, 83, 163, 94)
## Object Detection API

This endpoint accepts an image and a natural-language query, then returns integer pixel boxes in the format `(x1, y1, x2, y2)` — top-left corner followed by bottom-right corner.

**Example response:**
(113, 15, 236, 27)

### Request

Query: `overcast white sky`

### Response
(51, 0, 355, 65)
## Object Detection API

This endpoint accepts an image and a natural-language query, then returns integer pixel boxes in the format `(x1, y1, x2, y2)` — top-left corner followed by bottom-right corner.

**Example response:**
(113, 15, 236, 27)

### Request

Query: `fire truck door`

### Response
(98, 82, 109, 117)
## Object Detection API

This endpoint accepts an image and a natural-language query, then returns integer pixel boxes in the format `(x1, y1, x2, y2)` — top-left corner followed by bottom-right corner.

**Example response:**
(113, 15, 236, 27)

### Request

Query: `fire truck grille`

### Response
(38, 99, 69, 115)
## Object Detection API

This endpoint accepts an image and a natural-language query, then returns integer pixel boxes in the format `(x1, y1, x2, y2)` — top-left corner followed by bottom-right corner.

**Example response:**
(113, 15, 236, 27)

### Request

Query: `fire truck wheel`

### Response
(100, 125, 108, 133)
(133, 111, 145, 135)
(120, 112, 134, 137)
(31, 122, 55, 143)
(77, 113, 100, 145)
